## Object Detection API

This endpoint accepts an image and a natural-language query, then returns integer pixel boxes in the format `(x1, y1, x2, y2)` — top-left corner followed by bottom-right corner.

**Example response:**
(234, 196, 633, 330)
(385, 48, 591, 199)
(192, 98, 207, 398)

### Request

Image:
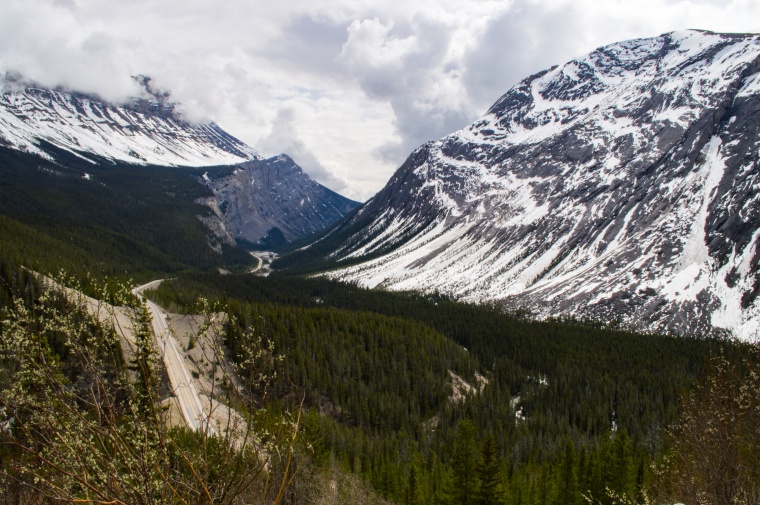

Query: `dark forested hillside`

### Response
(1, 134, 754, 504)
(0, 144, 253, 281)
(146, 271, 745, 503)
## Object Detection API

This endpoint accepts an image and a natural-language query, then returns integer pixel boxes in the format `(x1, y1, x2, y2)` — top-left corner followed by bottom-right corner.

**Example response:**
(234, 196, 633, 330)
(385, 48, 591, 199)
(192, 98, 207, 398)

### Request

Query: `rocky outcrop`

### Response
(204, 154, 360, 245)
(287, 30, 760, 339)
(0, 73, 359, 248)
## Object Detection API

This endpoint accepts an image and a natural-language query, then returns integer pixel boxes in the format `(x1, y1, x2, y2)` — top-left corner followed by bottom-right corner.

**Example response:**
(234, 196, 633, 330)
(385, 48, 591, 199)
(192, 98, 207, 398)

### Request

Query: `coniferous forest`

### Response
(0, 145, 758, 504)
(143, 272, 759, 504)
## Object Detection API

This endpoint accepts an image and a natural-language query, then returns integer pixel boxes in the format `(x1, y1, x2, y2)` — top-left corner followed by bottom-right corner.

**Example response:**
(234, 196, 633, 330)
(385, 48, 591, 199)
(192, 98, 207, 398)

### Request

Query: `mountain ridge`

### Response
(280, 29, 760, 339)
(203, 153, 360, 245)
(0, 73, 359, 247)
(0, 72, 260, 167)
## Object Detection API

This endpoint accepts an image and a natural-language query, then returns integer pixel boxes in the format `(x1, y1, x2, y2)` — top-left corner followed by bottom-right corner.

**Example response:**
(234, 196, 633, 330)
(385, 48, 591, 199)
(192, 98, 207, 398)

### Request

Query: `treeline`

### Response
(147, 273, 729, 449)
(0, 257, 42, 310)
(146, 272, 743, 503)
(0, 145, 254, 284)
(1, 254, 755, 503)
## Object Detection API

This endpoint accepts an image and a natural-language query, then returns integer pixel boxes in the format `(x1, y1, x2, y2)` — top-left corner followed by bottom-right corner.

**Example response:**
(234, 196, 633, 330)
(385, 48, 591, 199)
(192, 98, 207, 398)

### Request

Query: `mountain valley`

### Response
(0, 28, 758, 505)
(0, 73, 358, 253)
(279, 30, 760, 340)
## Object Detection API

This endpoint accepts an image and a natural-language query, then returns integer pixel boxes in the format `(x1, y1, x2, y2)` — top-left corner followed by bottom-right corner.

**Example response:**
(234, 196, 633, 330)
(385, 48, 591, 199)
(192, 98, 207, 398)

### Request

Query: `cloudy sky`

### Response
(2, 0, 759, 200)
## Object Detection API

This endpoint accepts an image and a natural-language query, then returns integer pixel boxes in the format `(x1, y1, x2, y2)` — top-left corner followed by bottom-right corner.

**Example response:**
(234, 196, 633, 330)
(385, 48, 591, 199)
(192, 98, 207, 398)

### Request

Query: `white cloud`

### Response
(258, 107, 351, 197)
(1, 0, 759, 200)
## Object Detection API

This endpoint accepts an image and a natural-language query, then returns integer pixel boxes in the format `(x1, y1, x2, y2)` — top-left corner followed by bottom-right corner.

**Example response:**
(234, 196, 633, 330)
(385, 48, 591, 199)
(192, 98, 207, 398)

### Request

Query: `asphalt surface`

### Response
(133, 281, 210, 433)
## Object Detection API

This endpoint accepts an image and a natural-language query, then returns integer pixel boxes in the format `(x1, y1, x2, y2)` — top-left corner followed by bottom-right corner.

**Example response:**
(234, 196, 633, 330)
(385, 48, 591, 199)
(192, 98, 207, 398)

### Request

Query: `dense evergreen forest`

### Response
(0, 144, 253, 284)
(145, 272, 758, 504)
(0, 145, 757, 503)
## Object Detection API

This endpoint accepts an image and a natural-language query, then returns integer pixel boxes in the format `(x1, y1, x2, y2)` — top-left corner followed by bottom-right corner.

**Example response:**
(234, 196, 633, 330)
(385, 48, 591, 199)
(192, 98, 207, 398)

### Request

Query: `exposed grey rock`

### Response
(0, 74, 359, 249)
(290, 30, 760, 339)
(204, 154, 359, 245)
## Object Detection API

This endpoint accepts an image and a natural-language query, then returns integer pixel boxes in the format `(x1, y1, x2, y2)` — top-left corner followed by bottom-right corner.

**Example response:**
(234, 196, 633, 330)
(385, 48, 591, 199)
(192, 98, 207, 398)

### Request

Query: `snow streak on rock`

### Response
(0, 78, 258, 167)
(320, 30, 760, 340)
(0, 76, 359, 247)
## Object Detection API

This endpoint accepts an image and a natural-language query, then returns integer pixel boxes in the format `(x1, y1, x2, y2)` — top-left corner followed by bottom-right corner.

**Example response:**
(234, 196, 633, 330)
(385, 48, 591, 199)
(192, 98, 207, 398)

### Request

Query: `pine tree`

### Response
(403, 462, 422, 505)
(606, 430, 634, 497)
(451, 419, 480, 505)
(432, 453, 452, 505)
(477, 433, 502, 505)
(634, 454, 646, 504)
(555, 438, 578, 505)
(577, 446, 590, 499)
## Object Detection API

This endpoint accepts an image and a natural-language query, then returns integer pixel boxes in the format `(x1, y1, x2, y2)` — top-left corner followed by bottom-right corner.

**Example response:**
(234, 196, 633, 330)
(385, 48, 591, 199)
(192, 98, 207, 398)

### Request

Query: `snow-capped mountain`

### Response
(288, 30, 760, 339)
(0, 73, 258, 166)
(0, 73, 359, 246)
(204, 154, 360, 245)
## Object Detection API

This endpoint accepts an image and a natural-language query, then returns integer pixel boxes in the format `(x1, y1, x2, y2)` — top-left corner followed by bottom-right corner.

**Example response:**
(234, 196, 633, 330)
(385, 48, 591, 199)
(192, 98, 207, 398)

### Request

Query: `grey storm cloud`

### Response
(338, 15, 477, 164)
(2, 0, 760, 200)
(258, 107, 351, 195)
(462, 1, 583, 110)
(265, 15, 350, 77)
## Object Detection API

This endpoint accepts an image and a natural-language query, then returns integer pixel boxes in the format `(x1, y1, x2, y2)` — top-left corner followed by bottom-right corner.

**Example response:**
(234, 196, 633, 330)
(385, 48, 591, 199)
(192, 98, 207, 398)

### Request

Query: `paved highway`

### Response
(249, 252, 263, 273)
(132, 281, 211, 434)
(248, 251, 277, 276)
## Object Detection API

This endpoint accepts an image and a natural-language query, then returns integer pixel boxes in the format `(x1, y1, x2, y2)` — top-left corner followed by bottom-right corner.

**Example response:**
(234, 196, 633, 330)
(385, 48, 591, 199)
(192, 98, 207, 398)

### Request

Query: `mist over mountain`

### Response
(2, 19, 760, 504)
(0, 71, 259, 166)
(0, 73, 358, 246)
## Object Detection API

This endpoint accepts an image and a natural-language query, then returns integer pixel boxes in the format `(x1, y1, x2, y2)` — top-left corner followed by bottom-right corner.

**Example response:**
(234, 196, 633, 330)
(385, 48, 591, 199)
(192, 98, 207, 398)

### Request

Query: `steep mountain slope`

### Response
(284, 30, 760, 339)
(0, 73, 258, 166)
(0, 74, 359, 246)
(204, 154, 360, 245)
(0, 144, 255, 276)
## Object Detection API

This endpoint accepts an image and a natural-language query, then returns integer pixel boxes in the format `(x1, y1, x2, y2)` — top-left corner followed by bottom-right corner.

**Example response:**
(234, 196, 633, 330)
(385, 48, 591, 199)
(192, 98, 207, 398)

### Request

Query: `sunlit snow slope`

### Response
(0, 76, 258, 167)
(312, 30, 760, 339)
(0, 74, 359, 246)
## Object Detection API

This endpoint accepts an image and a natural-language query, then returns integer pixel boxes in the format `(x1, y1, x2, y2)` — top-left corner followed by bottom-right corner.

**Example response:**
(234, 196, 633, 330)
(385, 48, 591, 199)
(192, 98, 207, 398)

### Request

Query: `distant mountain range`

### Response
(0, 73, 358, 246)
(280, 30, 760, 339)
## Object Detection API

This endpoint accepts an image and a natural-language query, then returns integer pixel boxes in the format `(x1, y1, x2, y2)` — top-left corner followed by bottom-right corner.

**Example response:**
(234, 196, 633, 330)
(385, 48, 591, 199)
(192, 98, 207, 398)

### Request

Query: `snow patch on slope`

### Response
(320, 30, 760, 340)
(0, 86, 259, 167)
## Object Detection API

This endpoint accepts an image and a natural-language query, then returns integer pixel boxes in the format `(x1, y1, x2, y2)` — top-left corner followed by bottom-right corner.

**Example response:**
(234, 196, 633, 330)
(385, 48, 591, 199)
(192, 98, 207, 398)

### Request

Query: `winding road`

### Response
(248, 251, 276, 276)
(132, 281, 211, 433)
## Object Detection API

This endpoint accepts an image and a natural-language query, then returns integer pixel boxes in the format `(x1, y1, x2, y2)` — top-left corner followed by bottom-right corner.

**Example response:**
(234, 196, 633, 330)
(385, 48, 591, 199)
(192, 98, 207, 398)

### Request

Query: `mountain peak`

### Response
(126, 74, 177, 119)
(206, 154, 359, 244)
(0, 76, 259, 166)
(284, 30, 760, 339)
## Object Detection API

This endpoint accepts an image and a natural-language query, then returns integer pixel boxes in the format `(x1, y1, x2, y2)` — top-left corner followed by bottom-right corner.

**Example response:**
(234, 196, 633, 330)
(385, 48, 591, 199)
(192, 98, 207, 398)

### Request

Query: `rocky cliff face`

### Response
(0, 74, 359, 247)
(292, 30, 760, 339)
(204, 154, 360, 245)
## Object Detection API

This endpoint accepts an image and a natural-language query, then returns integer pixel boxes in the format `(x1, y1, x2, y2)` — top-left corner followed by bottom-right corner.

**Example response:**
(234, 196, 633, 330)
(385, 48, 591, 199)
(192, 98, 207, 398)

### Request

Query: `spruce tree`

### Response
(555, 438, 578, 505)
(477, 433, 502, 505)
(451, 419, 480, 505)
(577, 446, 590, 499)
(607, 430, 634, 496)
(403, 462, 422, 505)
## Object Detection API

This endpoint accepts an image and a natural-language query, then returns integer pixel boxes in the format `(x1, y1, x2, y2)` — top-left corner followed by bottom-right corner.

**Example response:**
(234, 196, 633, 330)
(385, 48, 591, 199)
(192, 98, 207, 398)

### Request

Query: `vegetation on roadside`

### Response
(0, 269, 302, 504)
(0, 144, 757, 504)
(145, 272, 758, 504)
